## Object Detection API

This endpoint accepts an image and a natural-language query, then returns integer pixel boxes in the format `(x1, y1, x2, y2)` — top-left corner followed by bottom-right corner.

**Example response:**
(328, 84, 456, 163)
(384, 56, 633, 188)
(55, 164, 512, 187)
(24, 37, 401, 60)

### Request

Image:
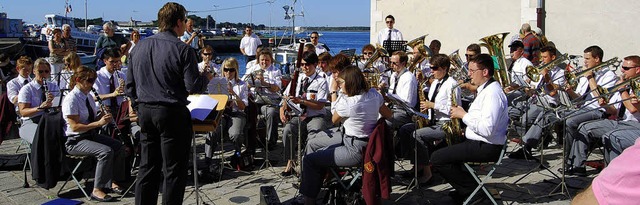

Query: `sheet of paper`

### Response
(187, 95, 219, 120)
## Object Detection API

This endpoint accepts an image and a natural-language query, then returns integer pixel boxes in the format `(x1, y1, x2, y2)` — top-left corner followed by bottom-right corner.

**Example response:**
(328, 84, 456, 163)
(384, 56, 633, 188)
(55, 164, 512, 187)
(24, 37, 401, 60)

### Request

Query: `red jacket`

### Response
(362, 119, 391, 205)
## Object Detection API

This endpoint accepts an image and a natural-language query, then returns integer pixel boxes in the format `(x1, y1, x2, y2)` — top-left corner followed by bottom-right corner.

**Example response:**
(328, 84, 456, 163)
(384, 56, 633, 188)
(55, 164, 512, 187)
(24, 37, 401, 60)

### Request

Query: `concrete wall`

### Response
(371, 0, 640, 60)
(545, 0, 640, 59)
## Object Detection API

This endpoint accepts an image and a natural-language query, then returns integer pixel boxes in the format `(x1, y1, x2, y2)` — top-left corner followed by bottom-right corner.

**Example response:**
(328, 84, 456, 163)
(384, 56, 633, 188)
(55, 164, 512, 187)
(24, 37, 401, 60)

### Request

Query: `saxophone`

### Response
(414, 80, 430, 129)
(441, 84, 464, 146)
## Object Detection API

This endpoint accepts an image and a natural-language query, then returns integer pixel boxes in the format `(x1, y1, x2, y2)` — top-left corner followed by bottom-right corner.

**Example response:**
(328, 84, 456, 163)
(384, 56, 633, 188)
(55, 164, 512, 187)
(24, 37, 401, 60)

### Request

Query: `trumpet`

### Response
(526, 53, 569, 83)
(566, 57, 622, 88)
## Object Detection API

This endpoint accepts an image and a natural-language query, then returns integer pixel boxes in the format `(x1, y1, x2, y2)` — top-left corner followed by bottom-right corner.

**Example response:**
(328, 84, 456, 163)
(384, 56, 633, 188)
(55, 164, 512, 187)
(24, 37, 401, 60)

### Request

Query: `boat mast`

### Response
(85, 0, 88, 32)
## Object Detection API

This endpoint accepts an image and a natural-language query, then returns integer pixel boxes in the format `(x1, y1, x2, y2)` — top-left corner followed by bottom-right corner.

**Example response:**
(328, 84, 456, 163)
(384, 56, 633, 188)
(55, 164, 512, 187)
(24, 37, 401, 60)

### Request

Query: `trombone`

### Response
(566, 57, 622, 88)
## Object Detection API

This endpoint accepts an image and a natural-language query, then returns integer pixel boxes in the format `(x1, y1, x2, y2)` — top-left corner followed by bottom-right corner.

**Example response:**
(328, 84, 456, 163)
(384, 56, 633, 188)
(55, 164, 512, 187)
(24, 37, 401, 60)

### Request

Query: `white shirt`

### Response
(306, 42, 327, 54)
(389, 68, 418, 108)
(575, 67, 617, 110)
(93, 67, 126, 107)
(462, 79, 509, 145)
(57, 69, 74, 91)
(128, 40, 136, 54)
(427, 76, 460, 121)
(283, 72, 328, 117)
(225, 79, 249, 112)
(334, 88, 384, 138)
(239, 33, 262, 56)
(510, 57, 533, 87)
(316, 69, 332, 97)
(538, 65, 566, 105)
(377, 28, 403, 46)
(62, 87, 98, 135)
(7, 75, 31, 106)
(180, 31, 199, 49)
(244, 65, 282, 97)
(18, 80, 60, 119)
(198, 61, 221, 77)
(244, 59, 259, 77)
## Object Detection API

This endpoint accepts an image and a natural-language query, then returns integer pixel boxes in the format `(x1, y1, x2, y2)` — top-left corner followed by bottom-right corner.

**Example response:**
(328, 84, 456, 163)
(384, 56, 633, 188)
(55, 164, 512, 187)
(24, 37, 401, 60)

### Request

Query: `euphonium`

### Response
(441, 84, 464, 146)
(479, 32, 510, 89)
(362, 45, 388, 89)
(526, 53, 569, 82)
(448, 49, 468, 82)
(566, 57, 622, 88)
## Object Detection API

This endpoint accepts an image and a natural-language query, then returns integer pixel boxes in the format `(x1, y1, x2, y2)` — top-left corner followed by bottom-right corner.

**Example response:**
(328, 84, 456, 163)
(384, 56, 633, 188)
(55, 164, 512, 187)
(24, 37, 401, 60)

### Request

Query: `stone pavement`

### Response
(0, 132, 598, 205)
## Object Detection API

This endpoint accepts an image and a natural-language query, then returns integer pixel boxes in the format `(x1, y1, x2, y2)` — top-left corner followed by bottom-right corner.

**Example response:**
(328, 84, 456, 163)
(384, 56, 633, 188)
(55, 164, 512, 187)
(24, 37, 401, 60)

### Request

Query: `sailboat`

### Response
(272, 0, 306, 76)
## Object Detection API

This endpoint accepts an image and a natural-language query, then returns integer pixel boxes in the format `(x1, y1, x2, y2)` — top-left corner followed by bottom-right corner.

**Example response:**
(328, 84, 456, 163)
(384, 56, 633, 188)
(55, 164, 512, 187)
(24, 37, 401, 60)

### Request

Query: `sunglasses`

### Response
(202, 53, 213, 56)
(390, 61, 401, 66)
(622, 66, 639, 71)
(431, 66, 442, 71)
(38, 70, 50, 74)
(301, 63, 314, 66)
(385, 21, 394, 24)
(363, 52, 374, 55)
(223, 68, 236, 72)
(310, 37, 318, 39)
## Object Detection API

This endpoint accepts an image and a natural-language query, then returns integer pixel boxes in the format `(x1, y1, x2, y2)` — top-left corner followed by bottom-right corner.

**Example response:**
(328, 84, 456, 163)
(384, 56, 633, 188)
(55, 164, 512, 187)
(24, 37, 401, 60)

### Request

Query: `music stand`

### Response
(383, 40, 407, 54)
(190, 94, 227, 205)
(386, 94, 428, 202)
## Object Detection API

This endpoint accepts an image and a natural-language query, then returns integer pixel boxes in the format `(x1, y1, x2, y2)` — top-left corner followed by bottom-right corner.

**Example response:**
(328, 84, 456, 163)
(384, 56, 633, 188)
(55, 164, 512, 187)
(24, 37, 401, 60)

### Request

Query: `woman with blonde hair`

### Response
(204, 57, 249, 167)
(59, 53, 82, 90)
(48, 28, 69, 79)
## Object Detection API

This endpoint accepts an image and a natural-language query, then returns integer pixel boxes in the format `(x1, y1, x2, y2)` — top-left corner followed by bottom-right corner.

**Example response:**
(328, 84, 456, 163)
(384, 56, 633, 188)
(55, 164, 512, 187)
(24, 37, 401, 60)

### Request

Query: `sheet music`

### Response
(187, 95, 219, 121)
(207, 77, 229, 95)
(285, 99, 303, 116)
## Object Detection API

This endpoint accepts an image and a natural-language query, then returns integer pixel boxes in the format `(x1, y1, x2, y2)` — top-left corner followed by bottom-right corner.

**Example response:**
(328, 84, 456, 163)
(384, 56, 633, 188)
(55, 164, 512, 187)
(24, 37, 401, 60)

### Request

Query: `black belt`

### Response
(345, 135, 369, 145)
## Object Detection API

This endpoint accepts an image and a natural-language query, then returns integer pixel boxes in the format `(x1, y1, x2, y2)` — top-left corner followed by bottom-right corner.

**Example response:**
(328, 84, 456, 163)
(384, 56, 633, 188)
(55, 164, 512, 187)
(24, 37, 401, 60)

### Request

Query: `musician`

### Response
(431, 54, 508, 204)
(381, 51, 418, 128)
(356, 44, 386, 75)
(565, 55, 640, 176)
(198, 45, 221, 77)
(411, 43, 432, 86)
(317, 52, 333, 124)
(93, 48, 126, 127)
(244, 45, 263, 73)
(280, 51, 328, 176)
(504, 41, 534, 104)
(428, 40, 441, 55)
(376, 15, 403, 47)
(397, 54, 460, 184)
(561, 45, 616, 164)
(308, 31, 328, 54)
(59, 53, 82, 91)
(303, 44, 316, 54)
(458, 44, 481, 92)
(510, 46, 566, 159)
(245, 50, 282, 148)
(62, 66, 125, 202)
(298, 66, 393, 205)
(126, 3, 209, 204)
(7, 56, 33, 106)
(204, 58, 248, 163)
(18, 58, 60, 144)
(328, 53, 353, 103)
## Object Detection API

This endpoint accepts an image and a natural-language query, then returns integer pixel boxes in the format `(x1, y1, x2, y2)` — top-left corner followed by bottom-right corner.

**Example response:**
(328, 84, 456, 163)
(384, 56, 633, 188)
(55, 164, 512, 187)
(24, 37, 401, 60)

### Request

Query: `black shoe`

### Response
(560, 166, 587, 177)
(91, 194, 115, 202)
(109, 187, 125, 195)
(281, 169, 293, 177)
(508, 147, 533, 159)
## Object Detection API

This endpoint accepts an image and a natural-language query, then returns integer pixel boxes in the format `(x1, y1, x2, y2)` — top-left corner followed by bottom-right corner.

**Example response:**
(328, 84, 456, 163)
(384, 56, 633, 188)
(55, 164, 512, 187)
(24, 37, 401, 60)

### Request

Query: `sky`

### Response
(1, 0, 370, 27)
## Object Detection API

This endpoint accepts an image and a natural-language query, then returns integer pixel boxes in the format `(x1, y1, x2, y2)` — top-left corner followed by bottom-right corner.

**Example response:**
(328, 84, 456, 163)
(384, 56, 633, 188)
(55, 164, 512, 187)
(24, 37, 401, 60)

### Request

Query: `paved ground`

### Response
(0, 129, 597, 205)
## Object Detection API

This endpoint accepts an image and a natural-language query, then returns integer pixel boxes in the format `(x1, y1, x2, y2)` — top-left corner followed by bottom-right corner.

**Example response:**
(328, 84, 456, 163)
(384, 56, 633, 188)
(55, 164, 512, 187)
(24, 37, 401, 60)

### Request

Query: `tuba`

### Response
(405, 35, 432, 73)
(441, 84, 464, 146)
(448, 49, 468, 82)
(479, 32, 510, 88)
(566, 57, 621, 88)
(362, 45, 388, 89)
(526, 53, 569, 83)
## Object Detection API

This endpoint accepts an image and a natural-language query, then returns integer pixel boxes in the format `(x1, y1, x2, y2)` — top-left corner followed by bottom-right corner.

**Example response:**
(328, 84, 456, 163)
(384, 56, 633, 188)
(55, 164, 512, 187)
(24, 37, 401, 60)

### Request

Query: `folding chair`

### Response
(462, 139, 508, 205)
(57, 154, 92, 200)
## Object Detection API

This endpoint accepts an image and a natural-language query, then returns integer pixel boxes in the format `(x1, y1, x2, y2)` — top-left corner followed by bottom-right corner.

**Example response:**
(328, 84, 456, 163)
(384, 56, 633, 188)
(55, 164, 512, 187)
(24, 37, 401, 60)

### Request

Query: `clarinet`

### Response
(90, 88, 123, 137)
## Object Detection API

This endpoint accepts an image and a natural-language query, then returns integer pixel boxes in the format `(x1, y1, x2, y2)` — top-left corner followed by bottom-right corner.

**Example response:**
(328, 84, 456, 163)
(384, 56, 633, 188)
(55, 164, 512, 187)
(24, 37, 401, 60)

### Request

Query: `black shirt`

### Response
(126, 31, 206, 107)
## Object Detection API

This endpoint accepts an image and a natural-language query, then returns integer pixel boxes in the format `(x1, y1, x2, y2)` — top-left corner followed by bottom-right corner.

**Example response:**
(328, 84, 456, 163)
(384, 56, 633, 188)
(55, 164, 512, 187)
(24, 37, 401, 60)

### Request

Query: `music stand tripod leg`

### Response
(395, 120, 422, 202)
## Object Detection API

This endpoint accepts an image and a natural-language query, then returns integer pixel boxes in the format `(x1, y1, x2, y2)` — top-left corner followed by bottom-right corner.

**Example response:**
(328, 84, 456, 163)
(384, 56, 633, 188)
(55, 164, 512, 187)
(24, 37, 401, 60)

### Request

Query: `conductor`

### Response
(126, 2, 210, 205)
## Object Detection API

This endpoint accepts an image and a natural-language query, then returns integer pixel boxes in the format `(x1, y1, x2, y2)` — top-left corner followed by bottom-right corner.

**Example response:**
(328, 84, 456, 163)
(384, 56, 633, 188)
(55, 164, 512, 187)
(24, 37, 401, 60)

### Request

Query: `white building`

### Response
(370, 0, 640, 59)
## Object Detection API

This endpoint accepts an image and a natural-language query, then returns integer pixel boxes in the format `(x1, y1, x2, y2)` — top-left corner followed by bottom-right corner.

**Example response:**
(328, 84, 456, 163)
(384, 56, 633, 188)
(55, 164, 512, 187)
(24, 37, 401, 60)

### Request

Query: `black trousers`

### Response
(135, 103, 193, 205)
(430, 139, 503, 197)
